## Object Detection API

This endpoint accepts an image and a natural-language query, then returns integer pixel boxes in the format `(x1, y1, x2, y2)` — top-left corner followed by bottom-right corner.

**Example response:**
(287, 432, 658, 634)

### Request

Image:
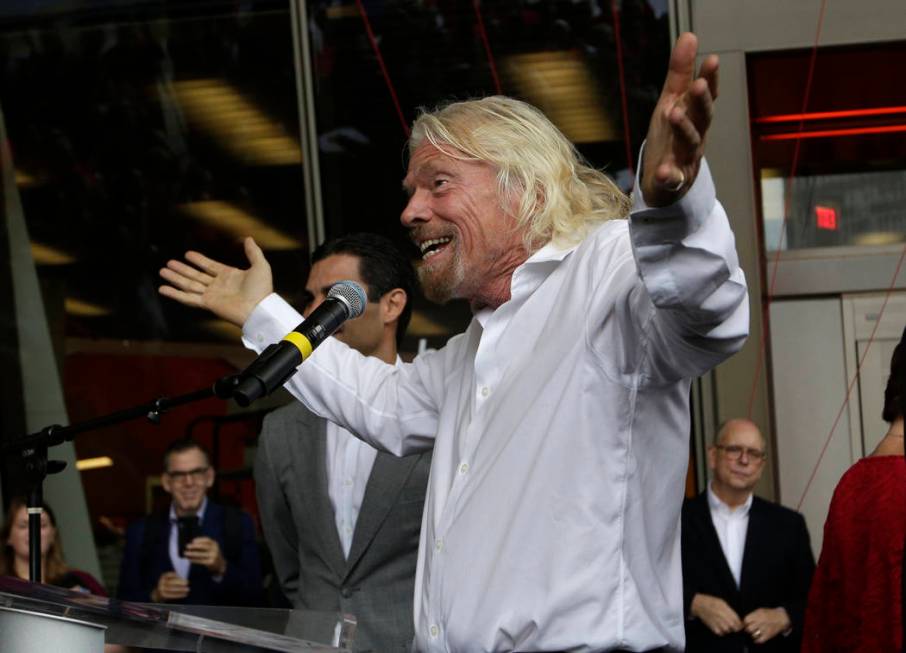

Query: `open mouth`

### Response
(419, 237, 452, 260)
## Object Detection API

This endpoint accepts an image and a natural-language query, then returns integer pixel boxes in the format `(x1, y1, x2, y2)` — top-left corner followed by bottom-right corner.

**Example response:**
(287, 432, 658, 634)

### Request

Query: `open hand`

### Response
(159, 237, 273, 326)
(641, 32, 718, 207)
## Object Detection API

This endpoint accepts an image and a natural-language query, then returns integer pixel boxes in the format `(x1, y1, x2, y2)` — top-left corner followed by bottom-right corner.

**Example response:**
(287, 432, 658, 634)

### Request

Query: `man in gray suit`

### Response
(254, 233, 430, 653)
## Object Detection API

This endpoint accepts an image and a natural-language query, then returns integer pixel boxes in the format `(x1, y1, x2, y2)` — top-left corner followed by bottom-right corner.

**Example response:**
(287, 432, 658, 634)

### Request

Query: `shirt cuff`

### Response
(241, 293, 304, 353)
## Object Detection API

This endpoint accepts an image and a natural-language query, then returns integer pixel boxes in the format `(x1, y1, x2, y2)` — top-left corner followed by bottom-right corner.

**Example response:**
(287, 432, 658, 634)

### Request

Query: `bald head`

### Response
(715, 418, 766, 450)
(708, 418, 767, 505)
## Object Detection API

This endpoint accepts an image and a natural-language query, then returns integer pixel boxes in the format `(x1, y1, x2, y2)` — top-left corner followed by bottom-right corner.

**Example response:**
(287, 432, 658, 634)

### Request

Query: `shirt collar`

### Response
(169, 496, 208, 523)
(707, 482, 752, 517)
(473, 238, 579, 330)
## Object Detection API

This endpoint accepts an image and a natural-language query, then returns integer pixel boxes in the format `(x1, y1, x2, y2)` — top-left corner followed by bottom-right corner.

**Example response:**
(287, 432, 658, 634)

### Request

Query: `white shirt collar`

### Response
(169, 496, 208, 522)
(707, 481, 752, 518)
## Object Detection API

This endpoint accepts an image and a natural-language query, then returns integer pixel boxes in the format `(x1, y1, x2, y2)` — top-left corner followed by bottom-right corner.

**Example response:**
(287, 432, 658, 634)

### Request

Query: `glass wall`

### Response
(0, 0, 671, 595)
(749, 42, 906, 253)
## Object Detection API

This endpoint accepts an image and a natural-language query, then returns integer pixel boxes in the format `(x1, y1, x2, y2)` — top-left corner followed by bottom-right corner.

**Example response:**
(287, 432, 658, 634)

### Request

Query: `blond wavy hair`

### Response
(409, 96, 630, 250)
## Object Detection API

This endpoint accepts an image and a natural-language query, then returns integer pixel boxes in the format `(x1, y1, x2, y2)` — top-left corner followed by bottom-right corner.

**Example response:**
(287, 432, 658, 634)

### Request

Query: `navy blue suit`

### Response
(118, 501, 263, 606)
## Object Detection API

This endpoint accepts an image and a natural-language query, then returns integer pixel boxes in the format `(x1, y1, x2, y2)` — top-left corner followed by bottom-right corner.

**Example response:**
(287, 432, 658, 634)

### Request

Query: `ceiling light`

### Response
(76, 456, 113, 471)
(178, 200, 303, 250)
(170, 79, 303, 166)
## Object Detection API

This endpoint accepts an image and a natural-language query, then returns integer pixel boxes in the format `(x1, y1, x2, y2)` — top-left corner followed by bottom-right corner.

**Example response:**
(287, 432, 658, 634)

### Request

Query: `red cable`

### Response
(354, 0, 410, 137)
(610, 0, 634, 175)
(472, 0, 502, 95)
(796, 244, 906, 511)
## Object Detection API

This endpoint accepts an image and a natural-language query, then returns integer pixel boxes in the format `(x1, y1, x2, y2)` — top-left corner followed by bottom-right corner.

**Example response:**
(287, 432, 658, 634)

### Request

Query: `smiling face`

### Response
(401, 143, 528, 308)
(161, 447, 214, 516)
(304, 253, 385, 358)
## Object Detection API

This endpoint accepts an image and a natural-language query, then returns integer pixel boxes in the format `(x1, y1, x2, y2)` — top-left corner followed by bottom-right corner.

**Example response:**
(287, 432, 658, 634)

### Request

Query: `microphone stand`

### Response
(1, 375, 241, 583)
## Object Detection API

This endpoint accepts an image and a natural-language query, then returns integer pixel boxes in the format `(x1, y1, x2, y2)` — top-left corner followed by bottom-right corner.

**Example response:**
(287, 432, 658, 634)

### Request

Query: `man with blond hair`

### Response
(160, 33, 748, 653)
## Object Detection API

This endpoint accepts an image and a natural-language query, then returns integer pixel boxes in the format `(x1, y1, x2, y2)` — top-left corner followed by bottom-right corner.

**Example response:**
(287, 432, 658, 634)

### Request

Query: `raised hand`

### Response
(159, 237, 273, 327)
(641, 32, 718, 207)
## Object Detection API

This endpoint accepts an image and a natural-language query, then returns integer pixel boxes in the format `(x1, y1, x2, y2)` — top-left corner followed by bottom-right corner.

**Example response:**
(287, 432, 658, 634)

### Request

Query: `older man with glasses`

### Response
(118, 437, 263, 606)
(680, 418, 815, 653)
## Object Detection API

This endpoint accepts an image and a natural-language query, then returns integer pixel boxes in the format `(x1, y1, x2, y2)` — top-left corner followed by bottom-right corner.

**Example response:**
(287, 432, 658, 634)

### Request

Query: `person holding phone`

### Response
(117, 438, 263, 606)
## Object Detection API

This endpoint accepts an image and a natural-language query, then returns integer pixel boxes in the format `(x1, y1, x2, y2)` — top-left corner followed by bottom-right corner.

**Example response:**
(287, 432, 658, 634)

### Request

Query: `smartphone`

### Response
(177, 516, 201, 556)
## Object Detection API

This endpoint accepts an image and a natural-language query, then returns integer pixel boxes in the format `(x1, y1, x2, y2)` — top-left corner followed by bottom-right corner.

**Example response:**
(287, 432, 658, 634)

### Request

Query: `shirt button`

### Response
(459, 462, 469, 474)
(429, 625, 439, 638)
(480, 386, 489, 397)
(344, 478, 353, 487)
(435, 538, 443, 552)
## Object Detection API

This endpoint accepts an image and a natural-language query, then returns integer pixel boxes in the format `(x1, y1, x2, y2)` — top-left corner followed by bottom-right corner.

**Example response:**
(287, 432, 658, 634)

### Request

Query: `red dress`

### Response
(802, 456, 905, 652)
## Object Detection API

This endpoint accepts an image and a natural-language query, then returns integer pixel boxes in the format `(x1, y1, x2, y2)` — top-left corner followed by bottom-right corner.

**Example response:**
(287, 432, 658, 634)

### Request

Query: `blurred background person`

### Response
(117, 437, 262, 606)
(1, 497, 106, 595)
(802, 327, 906, 652)
(682, 419, 814, 652)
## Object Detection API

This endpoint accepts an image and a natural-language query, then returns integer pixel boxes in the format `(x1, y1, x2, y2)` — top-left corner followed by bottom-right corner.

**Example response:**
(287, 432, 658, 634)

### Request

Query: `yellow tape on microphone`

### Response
(282, 332, 314, 361)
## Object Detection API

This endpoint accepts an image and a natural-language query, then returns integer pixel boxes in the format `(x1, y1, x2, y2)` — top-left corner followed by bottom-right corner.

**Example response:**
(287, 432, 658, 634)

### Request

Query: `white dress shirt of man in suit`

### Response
(254, 233, 430, 653)
(685, 419, 809, 647)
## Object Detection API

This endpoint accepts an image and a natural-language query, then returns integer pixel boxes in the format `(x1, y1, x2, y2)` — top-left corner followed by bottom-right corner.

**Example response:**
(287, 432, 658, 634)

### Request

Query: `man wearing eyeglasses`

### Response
(118, 438, 263, 606)
(681, 419, 815, 653)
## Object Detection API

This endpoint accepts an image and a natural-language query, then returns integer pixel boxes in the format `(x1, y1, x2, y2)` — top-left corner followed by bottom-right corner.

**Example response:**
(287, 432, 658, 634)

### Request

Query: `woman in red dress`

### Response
(802, 330, 906, 652)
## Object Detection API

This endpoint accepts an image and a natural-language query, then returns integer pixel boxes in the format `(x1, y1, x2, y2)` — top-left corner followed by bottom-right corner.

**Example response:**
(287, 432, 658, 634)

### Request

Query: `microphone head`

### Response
(328, 280, 367, 318)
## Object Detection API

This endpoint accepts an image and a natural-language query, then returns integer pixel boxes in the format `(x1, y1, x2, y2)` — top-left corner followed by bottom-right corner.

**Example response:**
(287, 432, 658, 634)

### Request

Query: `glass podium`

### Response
(0, 576, 356, 652)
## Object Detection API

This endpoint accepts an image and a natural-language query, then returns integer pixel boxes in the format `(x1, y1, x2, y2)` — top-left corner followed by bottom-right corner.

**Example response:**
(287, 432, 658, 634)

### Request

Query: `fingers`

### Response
(159, 263, 213, 295)
(185, 249, 229, 276)
(699, 53, 719, 101)
(662, 32, 698, 97)
(243, 237, 267, 267)
(684, 77, 714, 144)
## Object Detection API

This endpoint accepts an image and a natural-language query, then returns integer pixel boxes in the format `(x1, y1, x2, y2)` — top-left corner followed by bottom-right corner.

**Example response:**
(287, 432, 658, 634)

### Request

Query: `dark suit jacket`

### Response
(255, 402, 430, 653)
(681, 492, 815, 653)
(118, 501, 263, 606)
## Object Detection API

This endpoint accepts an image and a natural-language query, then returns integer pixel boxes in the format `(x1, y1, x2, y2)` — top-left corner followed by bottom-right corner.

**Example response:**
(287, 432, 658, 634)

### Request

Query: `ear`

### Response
(380, 288, 407, 327)
(706, 445, 717, 472)
(204, 466, 216, 489)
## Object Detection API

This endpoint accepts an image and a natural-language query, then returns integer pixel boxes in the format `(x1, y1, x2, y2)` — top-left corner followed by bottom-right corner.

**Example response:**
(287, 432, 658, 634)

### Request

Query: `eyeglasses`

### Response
(165, 466, 210, 483)
(716, 445, 766, 461)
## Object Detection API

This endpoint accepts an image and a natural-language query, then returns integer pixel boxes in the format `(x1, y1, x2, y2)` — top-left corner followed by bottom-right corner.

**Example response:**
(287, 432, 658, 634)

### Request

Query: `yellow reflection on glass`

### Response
(178, 200, 302, 250)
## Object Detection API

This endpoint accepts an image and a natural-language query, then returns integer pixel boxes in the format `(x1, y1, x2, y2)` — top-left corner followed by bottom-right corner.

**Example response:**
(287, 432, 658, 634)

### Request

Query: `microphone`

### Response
(233, 280, 367, 407)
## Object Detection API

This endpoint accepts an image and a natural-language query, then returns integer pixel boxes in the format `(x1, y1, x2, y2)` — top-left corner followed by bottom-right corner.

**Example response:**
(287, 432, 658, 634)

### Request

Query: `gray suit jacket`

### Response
(255, 401, 430, 653)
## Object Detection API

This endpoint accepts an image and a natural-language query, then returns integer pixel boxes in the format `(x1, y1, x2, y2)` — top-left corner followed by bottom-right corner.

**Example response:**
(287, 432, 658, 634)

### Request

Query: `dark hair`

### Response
(882, 326, 906, 422)
(163, 437, 211, 472)
(311, 233, 418, 347)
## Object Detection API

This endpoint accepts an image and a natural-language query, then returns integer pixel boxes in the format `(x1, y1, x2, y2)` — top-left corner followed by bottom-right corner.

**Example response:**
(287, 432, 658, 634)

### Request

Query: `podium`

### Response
(0, 576, 356, 652)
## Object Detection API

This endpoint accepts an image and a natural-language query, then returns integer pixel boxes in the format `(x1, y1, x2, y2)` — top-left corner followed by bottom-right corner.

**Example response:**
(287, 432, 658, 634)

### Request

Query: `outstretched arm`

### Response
(158, 236, 273, 326)
(641, 32, 718, 207)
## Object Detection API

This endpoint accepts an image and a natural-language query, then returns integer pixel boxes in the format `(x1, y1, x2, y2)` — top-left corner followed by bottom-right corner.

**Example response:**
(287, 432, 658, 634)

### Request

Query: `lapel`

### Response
(738, 497, 762, 597)
(300, 413, 348, 580)
(695, 493, 741, 599)
(344, 450, 420, 575)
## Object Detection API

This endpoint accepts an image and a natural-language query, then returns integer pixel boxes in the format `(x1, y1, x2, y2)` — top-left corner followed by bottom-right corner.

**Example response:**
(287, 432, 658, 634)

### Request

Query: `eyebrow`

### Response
(402, 161, 457, 194)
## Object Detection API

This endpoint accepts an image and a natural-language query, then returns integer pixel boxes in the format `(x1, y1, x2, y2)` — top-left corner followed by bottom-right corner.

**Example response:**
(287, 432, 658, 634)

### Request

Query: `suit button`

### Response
(340, 586, 353, 598)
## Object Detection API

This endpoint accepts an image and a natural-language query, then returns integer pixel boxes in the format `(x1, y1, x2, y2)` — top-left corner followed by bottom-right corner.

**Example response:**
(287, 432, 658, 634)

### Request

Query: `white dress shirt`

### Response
(169, 498, 208, 579)
(325, 357, 402, 558)
(707, 483, 753, 587)
(243, 158, 748, 652)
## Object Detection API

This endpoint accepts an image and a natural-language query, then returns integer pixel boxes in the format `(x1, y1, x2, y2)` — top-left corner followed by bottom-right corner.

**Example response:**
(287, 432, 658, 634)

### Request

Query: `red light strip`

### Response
(755, 105, 906, 124)
(760, 123, 906, 141)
